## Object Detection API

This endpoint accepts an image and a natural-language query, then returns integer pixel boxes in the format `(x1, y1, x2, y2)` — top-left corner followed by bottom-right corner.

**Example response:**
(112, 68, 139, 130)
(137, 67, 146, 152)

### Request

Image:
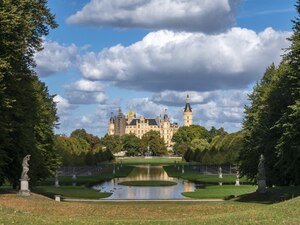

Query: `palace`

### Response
(108, 95, 192, 147)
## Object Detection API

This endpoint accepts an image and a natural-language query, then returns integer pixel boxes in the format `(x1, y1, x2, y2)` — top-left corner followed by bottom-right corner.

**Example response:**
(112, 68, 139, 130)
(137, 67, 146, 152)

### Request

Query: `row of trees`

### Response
(0, 0, 60, 187)
(171, 125, 243, 165)
(102, 130, 167, 156)
(54, 129, 114, 166)
(183, 131, 243, 165)
(239, 1, 300, 186)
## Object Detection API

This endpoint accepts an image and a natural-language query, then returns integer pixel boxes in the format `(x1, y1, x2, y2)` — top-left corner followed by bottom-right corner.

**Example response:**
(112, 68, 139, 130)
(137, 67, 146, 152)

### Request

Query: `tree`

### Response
(173, 143, 189, 156)
(101, 134, 122, 153)
(239, 4, 300, 185)
(141, 131, 167, 156)
(273, 1, 300, 185)
(172, 125, 210, 144)
(0, 0, 58, 187)
(122, 134, 141, 156)
(190, 138, 209, 151)
(208, 126, 227, 141)
(239, 64, 284, 184)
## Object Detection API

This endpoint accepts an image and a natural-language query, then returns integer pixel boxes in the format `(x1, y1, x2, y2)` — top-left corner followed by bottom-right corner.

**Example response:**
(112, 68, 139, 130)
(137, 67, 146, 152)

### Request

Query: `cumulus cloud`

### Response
(35, 41, 78, 77)
(151, 90, 249, 107)
(67, 0, 239, 33)
(79, 28, 290, 92)
(53, 95, 73, 115)
(127, 98, 168, 118)
(64, 79, 107, 104)
(151, 89, 250, 132)
(65, 79, 106, 92)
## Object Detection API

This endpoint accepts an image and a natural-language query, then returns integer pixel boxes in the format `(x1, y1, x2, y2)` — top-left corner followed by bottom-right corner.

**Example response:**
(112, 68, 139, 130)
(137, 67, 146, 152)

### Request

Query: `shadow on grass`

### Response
(235, 186, 300, 204)
(0, 187, 17, 194)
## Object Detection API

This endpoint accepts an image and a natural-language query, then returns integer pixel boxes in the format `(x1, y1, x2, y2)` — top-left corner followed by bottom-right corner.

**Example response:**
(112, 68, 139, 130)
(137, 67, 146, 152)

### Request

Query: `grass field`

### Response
(164, 165, 249, 184)
(183, 185, 257, 199)
(1, 190, 300, 224)
(116, 157, 182, 165)
(118, 180, 177, 186)
(33, 186, 111, 199)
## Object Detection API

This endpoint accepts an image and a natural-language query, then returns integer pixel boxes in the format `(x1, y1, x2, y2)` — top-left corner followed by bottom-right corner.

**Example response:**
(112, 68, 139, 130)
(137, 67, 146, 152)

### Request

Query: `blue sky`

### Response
(36, 0, 297, 137)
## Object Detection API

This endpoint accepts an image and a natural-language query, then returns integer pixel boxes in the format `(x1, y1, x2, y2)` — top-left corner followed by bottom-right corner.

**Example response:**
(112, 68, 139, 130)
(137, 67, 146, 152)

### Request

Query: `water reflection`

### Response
(93, 165, 195, 199)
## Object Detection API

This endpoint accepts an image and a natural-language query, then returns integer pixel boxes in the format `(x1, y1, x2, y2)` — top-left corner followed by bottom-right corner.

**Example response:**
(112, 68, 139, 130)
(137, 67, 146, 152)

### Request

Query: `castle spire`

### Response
(184, 95, 192, 112)
(184, 94, 192, 126)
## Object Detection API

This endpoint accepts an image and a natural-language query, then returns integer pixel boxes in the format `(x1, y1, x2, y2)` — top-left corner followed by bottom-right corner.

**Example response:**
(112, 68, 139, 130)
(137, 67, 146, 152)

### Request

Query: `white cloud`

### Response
(153, 89, 250, 132)
(53, 95, 73, 115)
(127, 98, 168, 118)
(35, 41, 78, 76)
(64, 79, 107, 104)
(67, 0, 239, 33)
(65, 79, 105, 92)
(151, 89, 249, 107)
(79, 28, 290, 92)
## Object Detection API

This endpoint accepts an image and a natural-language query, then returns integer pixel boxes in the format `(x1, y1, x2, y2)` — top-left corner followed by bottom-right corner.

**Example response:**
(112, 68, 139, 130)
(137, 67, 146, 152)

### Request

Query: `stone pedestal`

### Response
(18, 179, 31, 196)
(219, 174, 223, 179)
(257, 179, 266, 193)
(55, 195, 61, 202)
(55, 180, 60, 187)
(235, 179, 240, 186)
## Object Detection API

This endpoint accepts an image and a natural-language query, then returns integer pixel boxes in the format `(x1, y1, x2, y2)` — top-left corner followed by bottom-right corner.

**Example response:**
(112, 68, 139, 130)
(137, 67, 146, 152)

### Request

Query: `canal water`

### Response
(92, 165, 196, 199)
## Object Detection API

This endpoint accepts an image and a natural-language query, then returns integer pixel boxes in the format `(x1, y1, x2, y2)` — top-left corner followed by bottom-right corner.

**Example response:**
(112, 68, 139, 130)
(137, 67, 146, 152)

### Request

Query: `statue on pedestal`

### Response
(19, 155, 31, 196)
(218, 166, 223, 179)
(235, 170, 240, 186)
(55, 171, 60, 187)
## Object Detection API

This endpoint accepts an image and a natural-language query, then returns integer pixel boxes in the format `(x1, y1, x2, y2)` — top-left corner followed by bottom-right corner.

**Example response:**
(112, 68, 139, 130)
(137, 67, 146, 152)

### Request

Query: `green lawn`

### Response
(116, 157, 182, 165)
(164, 165, 249, 184)
(32, 186, 111, 199)
(118, 180, 177, 186)
(1, 190, 300, 224)
(183, 185, 257, 199)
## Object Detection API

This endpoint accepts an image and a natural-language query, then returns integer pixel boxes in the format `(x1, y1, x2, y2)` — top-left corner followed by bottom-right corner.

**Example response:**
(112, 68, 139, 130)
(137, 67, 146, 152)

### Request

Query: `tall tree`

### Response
(0, 0, 58, 187)
(240, 0, 300, 185)
(274, 1, 300, 185)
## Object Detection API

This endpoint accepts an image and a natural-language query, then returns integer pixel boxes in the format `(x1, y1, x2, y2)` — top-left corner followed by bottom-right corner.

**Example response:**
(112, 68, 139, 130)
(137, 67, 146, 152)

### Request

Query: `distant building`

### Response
(108, 108, 178, 147)
(183, 94, 193, 126)
(108, 95, 193, 147)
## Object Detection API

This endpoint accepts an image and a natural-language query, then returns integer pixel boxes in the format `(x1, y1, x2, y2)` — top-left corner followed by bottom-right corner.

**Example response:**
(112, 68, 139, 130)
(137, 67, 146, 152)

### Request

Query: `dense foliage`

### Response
(171, 125, 241, 165)
(0, 0, 59, 187)
(183, 131, 243, 165)
(240, 1, 300, 185)
(54, 129, 114, 166)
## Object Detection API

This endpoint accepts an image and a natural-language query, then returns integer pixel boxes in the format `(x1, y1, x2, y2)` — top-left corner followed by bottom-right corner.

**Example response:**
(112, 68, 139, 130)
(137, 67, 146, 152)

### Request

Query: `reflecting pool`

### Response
(92, 165, 196, 199)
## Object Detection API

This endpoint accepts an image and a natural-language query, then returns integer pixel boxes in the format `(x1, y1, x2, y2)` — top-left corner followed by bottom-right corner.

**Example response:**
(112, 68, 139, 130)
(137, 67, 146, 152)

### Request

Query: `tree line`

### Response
(171, 125, 243, 165)
(239, 1, 300, 186)
(54, 129, 114, 166)
(101, 130, 167, 156)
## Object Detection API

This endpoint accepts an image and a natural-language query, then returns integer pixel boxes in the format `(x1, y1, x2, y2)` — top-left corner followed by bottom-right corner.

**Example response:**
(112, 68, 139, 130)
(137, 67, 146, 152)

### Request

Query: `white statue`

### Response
(19, 155, 31, 196)
(218, 166, 223, 178)
(235, 170, 240, 186)
(21, 155, 31, 180)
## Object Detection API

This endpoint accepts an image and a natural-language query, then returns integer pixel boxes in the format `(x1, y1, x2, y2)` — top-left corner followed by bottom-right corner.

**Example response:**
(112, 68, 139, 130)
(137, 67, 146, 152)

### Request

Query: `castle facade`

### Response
(108, 95, 192, 147)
